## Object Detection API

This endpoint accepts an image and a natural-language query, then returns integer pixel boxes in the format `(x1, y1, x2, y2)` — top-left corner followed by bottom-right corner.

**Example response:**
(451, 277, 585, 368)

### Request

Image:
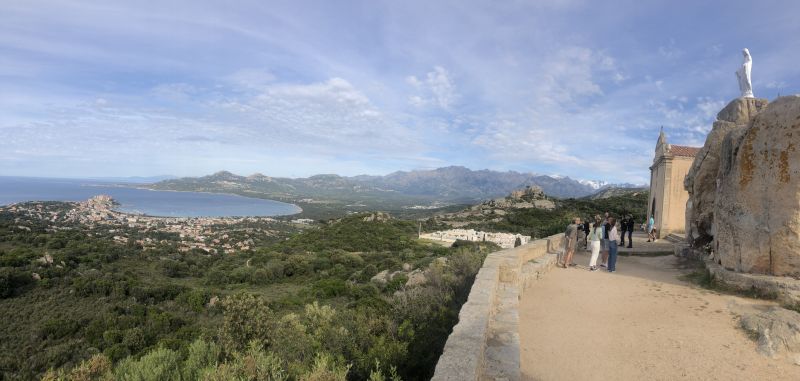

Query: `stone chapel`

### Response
(647, 129, 700, 238)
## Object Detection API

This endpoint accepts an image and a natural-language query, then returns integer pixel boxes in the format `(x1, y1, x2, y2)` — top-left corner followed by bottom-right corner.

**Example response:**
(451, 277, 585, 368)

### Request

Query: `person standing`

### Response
(619, 215, 629, 246)
(607, 217, 619, 272)
(625, 215, 634, 248)
(601, 212, 611, 267)
(562, 217, 580, 268)
(587, 216, 604, 271)
(582, 218, 590, 250)
(647, 215, 656, 242)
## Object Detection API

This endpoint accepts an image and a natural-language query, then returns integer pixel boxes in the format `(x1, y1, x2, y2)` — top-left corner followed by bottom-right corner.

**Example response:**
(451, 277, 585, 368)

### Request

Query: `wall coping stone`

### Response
(432, 233, 564, 381)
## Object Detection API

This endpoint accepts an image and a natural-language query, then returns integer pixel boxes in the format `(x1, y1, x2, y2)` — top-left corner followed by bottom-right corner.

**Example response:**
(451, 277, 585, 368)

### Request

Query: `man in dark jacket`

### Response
(625, 215, 634, 248)
(619, 215, 629, 246)
(582, 219, 591, 249)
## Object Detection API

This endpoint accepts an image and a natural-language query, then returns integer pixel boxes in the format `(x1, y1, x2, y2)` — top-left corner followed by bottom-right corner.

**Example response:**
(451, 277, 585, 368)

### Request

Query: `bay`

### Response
(0, 176, 301, 217)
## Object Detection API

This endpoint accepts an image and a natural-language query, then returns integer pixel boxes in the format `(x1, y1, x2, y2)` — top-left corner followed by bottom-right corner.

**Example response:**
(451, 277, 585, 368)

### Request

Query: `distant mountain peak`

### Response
(577, 179, 609, 190)
(153, 166, 627, 200)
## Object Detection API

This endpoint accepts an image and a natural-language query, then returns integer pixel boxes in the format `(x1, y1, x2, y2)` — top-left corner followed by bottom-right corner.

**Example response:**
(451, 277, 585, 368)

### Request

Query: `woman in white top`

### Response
(588, 215, 603, 271)
(607, 217, 619, 272)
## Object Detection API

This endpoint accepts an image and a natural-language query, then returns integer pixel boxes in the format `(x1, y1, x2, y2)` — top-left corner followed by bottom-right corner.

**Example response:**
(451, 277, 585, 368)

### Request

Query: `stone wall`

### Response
(431, 233, 564, 381)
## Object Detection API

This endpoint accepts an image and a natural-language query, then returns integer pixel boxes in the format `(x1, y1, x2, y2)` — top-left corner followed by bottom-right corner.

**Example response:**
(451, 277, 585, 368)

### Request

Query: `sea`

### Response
(0, 176, 301, 217)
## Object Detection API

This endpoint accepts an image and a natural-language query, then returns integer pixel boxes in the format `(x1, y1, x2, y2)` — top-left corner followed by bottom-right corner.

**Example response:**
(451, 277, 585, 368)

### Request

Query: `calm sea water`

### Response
(0, 177, 301, 217)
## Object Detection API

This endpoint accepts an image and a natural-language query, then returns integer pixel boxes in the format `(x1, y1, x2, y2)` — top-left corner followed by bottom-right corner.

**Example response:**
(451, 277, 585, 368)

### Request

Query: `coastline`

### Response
(0, 178, 303, 218)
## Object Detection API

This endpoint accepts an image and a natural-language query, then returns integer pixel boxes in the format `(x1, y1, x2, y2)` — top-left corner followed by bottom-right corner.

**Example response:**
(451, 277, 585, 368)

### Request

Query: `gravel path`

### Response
(519, 249, 800, 380)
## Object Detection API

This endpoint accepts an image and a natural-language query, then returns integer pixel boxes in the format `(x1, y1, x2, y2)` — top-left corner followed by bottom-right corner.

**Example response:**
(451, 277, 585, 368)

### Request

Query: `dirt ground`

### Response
(519, 248, 800, 381)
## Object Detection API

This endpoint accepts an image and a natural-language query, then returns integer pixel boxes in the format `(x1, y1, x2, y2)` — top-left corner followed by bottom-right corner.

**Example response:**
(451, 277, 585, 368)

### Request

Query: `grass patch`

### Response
(782, 302, 800, 314)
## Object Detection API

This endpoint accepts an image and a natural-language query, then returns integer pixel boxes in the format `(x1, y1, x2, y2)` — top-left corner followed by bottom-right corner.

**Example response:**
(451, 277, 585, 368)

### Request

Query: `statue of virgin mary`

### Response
(736, 48, 754, 98)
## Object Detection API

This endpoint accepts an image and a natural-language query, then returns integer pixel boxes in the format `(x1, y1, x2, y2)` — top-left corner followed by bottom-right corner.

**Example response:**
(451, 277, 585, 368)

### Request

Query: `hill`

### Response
(429, 188, 650, 239)
(586, 187, 648, 200)
(148, 167, 642, 218)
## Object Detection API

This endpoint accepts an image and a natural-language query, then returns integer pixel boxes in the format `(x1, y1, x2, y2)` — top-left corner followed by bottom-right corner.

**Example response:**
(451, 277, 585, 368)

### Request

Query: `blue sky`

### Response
(1, 0, 798, 184)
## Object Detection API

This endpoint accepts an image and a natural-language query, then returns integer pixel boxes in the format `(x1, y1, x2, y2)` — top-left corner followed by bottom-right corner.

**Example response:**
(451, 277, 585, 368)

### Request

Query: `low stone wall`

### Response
(707, 261, 800, 306)
(432, 233, 564, 381)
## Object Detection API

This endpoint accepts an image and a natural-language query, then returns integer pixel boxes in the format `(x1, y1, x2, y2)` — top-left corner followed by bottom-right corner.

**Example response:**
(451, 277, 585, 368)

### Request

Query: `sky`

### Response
(1, 1, 798, 184)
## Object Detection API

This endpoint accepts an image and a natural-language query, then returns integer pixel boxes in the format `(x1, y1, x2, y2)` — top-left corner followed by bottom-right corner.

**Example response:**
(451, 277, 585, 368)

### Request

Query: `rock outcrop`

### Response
(738, 304, 800, 365)
(714, 96, 800, 277)
(684, 98, 768, 247)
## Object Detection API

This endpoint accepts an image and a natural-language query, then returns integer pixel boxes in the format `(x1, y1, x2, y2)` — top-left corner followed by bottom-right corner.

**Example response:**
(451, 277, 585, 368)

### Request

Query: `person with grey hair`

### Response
(561, 217, 580, 268)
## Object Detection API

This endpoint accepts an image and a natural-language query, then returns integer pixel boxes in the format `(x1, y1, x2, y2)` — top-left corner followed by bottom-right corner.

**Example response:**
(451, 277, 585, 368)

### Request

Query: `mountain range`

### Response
(149, 166, 643, 202)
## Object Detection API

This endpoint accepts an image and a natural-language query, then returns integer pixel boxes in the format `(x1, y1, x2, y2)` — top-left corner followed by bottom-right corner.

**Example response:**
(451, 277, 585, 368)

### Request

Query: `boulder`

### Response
(371, 269, 391, 284)
(405, 269, 427, 287)
(739, 305, 800, 364)
(717, 97, 769, 124)
(533, 199, 555, 210)
(362, 212, 391, 222)
(685, 98, 768, 248)
(715, 96, 800, 277)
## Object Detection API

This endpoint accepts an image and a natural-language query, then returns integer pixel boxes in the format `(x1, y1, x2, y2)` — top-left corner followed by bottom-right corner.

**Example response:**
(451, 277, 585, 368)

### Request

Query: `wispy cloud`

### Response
(0, 0, 798, 182)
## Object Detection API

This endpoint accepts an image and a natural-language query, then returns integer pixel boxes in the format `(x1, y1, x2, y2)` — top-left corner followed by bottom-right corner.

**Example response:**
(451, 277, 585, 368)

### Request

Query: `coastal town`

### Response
(1, 195, 304, 254)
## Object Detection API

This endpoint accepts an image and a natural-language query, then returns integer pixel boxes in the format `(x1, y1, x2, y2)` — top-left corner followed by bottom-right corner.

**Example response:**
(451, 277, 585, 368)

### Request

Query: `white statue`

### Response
(736, 48, 754, 98)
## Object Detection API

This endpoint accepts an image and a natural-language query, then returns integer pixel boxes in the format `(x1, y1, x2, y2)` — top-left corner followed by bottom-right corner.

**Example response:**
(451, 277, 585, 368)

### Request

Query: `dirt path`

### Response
(519, 247, 800, 380)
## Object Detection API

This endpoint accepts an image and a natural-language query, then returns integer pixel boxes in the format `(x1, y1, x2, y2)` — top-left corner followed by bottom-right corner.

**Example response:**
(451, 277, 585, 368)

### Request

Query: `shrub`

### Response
(312, 278, 347, 298)
(40, 318, 81, 340)
(182, 338, 221, 380)
(68, 354, 113, 381)
(158, 259, 188, 278)
(219, 293, 274, 353)
(0, 267, 33, 298)
(298, 353, 349, 381)
(114, 347, 182, 381)
(177, 289, 210, 312)
(200, 341, 286, 381)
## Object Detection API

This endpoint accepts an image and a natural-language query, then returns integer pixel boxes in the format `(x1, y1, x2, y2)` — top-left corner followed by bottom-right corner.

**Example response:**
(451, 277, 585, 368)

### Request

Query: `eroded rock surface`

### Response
(714, 96, 800, 277)
(684, 97, 768, 247)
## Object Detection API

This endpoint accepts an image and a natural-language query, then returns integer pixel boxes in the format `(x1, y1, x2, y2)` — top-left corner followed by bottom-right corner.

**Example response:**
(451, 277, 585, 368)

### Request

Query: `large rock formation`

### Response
(714, 96, 800, 277)
(684, 98, 769, 247)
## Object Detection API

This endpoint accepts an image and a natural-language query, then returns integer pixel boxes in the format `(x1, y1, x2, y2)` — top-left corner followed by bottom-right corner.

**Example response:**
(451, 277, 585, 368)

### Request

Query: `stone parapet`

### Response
(432, 233, 564, 381)
(707, 261, 800, 306)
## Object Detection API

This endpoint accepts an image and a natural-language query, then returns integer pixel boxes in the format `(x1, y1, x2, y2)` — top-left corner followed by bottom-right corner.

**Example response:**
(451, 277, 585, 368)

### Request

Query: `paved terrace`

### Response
(433, 232, 800, 380)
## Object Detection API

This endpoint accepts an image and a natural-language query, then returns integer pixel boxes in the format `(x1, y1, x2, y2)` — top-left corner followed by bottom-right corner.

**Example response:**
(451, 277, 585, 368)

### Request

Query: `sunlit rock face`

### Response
(714, 96, 800, 277)
(684, 98, 768, 248)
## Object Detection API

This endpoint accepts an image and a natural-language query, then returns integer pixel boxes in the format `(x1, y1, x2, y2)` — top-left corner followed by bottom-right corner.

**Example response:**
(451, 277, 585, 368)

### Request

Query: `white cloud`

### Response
(407, 66, 459, 110)
(225, 68, 276, 89)
(152, 83, 197, 101)
(658, 39, 684, 59)
(535, 47, 617, 107)
(765, 80, 787, 89)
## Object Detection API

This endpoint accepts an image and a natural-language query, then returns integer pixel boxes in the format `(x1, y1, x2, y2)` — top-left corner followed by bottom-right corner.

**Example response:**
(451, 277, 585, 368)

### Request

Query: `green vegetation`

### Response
(0, 207, 497, 380)
(432, 191, 649, 239)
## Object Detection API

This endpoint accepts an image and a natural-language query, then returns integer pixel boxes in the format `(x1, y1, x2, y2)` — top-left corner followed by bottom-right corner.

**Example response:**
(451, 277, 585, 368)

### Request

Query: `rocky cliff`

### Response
(684, 98, 768, 247)
(686, 96, 800, 278)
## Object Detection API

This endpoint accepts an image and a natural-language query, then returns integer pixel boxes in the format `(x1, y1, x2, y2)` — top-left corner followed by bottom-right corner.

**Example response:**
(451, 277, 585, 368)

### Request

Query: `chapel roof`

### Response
(668, 145, 701, 157)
